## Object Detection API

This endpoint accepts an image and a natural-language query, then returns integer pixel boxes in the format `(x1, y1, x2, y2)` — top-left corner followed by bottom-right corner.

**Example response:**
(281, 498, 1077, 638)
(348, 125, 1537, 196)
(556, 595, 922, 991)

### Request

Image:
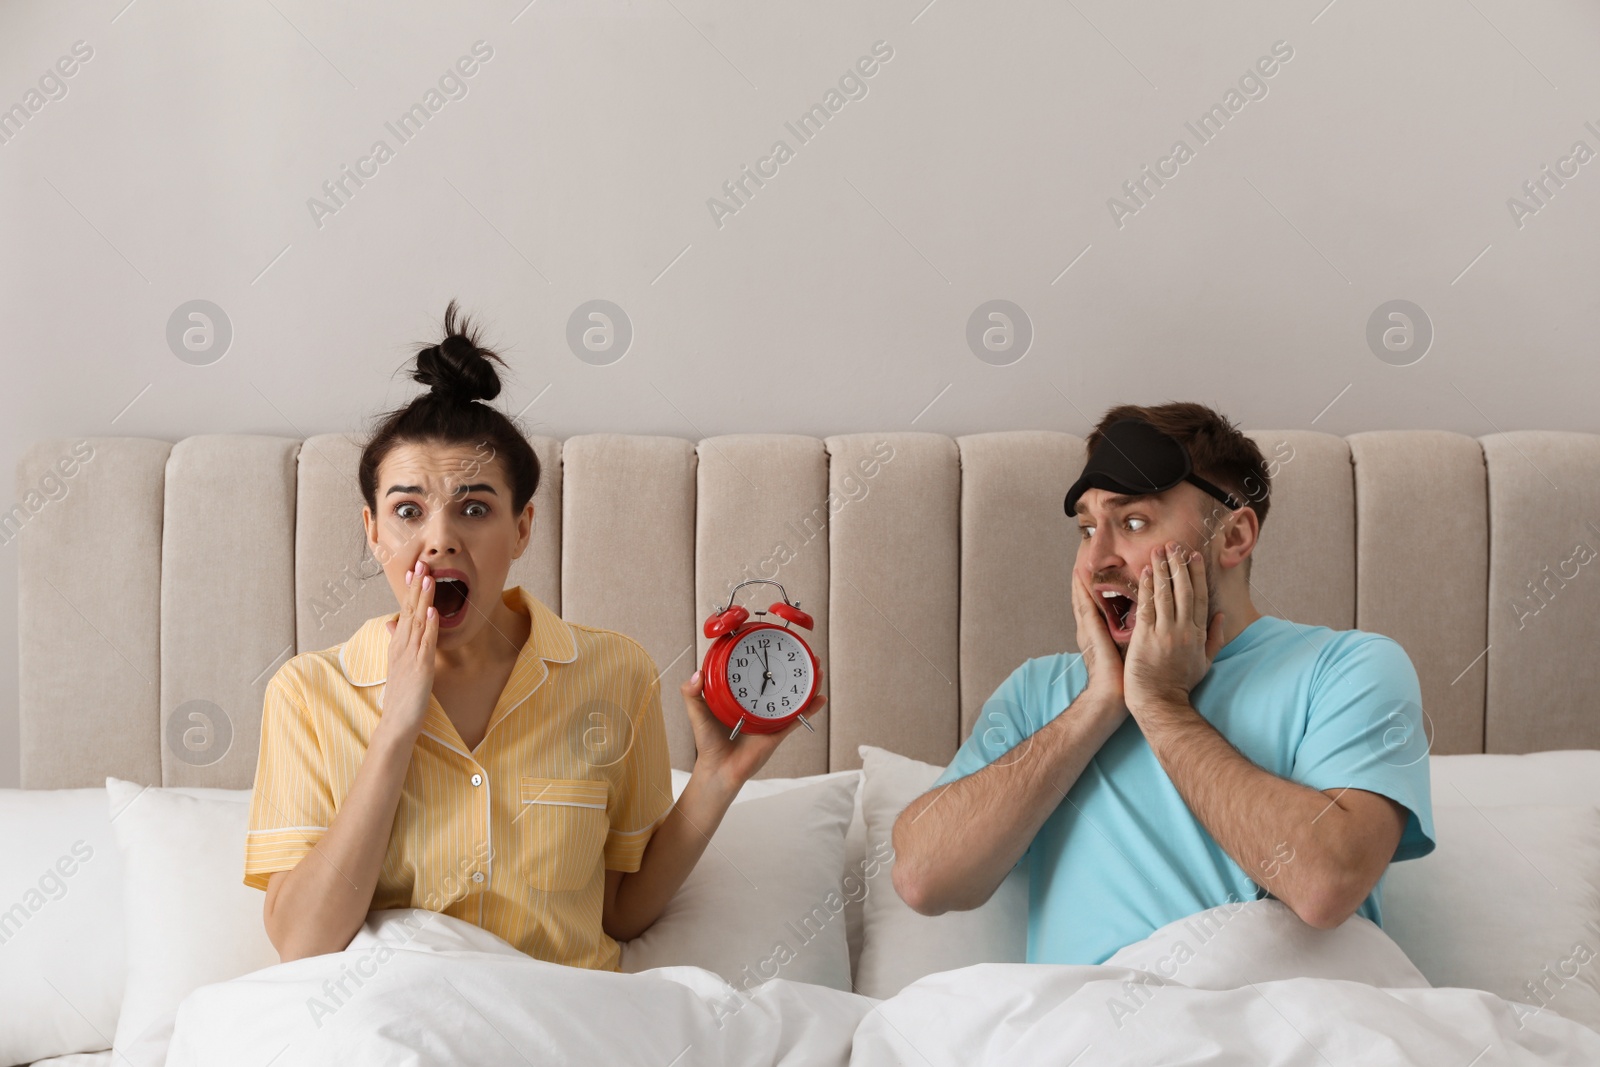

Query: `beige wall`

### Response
(2, 0, 1596, 786)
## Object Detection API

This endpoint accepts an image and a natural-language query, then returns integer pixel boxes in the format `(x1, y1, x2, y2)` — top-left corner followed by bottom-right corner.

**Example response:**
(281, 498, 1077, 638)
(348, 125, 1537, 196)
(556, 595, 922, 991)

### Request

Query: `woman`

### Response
(244, 301, 824, 970)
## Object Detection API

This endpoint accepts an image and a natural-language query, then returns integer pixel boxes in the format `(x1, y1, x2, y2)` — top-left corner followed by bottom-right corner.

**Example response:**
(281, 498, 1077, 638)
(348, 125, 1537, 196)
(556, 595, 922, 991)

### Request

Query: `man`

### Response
(891, 402, 1436, 966)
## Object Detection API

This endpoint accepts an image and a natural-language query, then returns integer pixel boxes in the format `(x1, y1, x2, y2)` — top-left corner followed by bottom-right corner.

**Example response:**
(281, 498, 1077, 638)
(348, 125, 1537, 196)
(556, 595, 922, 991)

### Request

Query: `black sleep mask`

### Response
(1064, 418, 1243, 517)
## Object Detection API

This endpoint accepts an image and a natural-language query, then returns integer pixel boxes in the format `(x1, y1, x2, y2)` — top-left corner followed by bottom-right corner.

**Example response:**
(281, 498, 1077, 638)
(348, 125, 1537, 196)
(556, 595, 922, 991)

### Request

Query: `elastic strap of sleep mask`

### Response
(1063, 418, 1243, 517)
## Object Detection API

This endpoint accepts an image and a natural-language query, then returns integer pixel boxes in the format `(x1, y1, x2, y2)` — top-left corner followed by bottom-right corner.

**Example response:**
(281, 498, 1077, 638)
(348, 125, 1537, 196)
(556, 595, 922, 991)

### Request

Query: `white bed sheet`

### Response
(149, 903, 1600, 1066)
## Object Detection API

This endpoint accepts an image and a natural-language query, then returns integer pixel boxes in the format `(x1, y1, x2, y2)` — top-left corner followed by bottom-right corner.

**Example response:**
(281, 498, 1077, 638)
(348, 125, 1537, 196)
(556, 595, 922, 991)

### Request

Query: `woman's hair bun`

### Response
(361, 298, 542, 515)
(412, 299, 505, 404)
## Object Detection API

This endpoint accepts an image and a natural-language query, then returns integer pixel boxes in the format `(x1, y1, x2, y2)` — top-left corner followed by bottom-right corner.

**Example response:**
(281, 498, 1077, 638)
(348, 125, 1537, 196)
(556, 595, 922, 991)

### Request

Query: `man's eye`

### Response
(1079, 517, 1147, 540)
(394, 502, 422, 520)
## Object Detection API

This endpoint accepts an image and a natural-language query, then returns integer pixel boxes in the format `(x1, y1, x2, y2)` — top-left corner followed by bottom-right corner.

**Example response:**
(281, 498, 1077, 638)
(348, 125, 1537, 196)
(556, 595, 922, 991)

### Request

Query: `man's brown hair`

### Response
(1084, 401, 1272, 571)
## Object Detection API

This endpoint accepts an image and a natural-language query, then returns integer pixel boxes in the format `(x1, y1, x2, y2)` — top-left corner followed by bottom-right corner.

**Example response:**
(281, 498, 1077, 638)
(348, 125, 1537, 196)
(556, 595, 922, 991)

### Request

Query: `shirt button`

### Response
(470, 773, 483, 787)
(472, 872, 484, 883)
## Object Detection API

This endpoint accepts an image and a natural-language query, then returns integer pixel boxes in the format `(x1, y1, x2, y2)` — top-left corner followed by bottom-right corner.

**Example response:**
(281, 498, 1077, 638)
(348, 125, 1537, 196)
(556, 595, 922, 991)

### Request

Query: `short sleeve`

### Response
(929, 658, 1068, 864)
(604, 676, 674, 872)
(243, 667, 336, 890)
(931, 659, 1060, 789)
(1290, 634, 1436, 863)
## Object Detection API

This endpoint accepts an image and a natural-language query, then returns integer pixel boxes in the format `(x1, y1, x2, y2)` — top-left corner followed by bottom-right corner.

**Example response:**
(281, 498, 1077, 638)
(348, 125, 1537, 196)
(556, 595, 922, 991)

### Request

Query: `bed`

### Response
(6, 428, 1600, 1066)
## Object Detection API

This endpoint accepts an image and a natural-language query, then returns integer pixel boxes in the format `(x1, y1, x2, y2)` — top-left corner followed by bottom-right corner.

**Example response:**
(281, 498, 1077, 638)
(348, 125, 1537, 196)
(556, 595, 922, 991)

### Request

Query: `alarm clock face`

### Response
(724, 628, 815, 720)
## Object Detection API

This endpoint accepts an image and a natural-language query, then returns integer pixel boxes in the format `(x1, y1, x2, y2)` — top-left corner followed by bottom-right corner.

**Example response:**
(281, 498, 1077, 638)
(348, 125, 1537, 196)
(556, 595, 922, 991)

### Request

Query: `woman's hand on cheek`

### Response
(681, 666, 828, 797)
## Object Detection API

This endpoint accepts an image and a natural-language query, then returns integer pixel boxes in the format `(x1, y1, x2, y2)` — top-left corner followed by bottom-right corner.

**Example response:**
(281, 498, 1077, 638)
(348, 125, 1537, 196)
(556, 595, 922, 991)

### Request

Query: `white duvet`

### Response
(158, 902, 1600, 1066)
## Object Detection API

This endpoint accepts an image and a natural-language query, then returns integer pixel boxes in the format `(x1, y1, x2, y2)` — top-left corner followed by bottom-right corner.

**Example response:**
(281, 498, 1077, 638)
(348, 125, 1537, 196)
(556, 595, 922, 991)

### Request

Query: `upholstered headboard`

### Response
(15, 429, 1600, 790)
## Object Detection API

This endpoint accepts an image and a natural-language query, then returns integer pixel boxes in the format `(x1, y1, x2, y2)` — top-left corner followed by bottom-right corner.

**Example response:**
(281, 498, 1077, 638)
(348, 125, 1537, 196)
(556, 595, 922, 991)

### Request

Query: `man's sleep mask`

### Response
(1063, 418, 1244, 518)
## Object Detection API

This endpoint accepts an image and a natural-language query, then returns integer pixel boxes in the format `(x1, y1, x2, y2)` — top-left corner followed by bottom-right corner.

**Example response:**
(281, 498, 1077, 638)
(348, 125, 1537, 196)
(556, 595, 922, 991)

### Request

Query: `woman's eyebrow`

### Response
(385, 483, 499, 496)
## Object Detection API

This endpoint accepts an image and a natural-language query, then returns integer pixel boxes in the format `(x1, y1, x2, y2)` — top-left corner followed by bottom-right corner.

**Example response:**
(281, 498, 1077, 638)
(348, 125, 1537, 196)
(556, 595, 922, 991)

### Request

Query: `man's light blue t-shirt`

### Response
(929, 614, 1436, 966)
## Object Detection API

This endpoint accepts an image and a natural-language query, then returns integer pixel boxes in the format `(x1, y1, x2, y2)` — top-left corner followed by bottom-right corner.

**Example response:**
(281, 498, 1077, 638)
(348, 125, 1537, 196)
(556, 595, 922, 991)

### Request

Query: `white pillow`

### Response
(0, 788, 126, 1064)
(854, 745, 1027, 1000)
(621, 775, 856, 991)
(669, 766, 860, 804)
(671, 767, 871, 979)
(1429, 751, 1600, 807)
(1382, 803, 1600, 1033)
(1105, 898, 1431, 990)
(105, 778, 281, 1056)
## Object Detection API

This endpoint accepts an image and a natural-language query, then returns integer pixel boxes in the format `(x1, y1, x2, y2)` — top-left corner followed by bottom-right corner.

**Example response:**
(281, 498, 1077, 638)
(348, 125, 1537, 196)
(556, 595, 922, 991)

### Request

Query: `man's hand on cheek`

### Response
(1071, 570, 1127, 706)
(1123, 541, 1227, 715)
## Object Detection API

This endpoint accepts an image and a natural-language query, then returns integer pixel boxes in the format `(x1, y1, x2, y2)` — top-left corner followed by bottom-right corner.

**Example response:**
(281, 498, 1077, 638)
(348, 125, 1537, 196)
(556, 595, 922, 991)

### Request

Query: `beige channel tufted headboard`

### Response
(14, 429, 1600, 791)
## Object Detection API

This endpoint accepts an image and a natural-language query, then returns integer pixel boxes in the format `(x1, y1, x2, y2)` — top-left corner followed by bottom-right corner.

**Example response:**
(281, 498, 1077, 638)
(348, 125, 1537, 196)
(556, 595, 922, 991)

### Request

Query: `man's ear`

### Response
(1220, 506, 1260, 572)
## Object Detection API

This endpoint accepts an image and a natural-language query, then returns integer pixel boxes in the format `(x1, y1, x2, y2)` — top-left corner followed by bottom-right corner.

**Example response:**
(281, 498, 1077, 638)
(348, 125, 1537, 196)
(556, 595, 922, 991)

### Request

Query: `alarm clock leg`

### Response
(729, 719, 743, 740)
(797, 714, 815, 733)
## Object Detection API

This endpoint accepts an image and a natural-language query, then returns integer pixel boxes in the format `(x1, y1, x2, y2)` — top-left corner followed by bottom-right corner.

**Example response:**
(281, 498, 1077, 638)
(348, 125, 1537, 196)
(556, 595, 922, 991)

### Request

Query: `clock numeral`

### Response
(725, 630, 816, 718)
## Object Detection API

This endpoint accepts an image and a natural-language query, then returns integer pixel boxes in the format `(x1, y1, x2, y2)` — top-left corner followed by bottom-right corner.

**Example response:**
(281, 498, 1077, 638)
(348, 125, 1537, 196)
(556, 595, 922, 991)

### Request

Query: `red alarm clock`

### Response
(701, 579, 821, 739)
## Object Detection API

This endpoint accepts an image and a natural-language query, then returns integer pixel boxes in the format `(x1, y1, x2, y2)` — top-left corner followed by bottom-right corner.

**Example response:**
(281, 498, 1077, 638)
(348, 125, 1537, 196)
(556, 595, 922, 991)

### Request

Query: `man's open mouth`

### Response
(1097, 588, 1137, 635)
(433, 577, 469, 620)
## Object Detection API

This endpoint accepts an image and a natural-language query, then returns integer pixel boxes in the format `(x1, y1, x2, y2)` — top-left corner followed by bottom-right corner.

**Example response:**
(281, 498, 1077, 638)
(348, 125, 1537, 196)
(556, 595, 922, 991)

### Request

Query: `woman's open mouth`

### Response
(432, 574, 470, 629)
(1096, 587, 1138, 641)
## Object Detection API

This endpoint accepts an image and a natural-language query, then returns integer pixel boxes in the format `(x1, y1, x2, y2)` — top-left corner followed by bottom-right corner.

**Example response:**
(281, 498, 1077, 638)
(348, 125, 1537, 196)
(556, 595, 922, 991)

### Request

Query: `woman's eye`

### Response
(463, 501, 489, 518)
(394, 502, 422, 520)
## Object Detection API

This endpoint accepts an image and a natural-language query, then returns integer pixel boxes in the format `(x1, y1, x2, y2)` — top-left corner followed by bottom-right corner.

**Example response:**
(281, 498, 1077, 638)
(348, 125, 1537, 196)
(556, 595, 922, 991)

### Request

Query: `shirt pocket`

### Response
(516, 776, 609, 892)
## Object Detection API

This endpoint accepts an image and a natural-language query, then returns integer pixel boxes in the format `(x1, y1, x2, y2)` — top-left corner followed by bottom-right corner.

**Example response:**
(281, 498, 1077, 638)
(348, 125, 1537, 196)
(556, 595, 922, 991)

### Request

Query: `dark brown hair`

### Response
(1085, 400, 1272, 545)
(358, 300, 540, 513)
